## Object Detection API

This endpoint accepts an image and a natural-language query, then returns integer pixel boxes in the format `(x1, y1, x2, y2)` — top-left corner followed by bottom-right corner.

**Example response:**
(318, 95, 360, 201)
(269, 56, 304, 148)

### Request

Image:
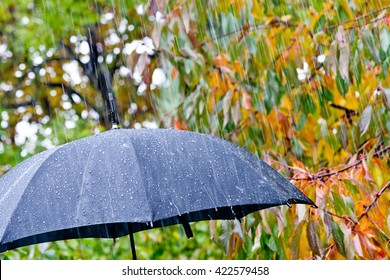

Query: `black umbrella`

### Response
(0, 128, 315, 259)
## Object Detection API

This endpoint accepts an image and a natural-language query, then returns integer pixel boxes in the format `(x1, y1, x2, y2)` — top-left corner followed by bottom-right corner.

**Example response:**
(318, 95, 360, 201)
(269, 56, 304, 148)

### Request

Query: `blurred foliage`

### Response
(1, 0, 390, 259)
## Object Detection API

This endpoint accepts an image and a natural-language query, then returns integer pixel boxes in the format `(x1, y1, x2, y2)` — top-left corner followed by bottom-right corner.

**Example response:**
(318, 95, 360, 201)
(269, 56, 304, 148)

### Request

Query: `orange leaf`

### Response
(362, 159, 375, 183)
(174, 120, 188, 131)
(213, 54, 229, 68)
(171, 67, 178, 80)
(242, 92, 252, 110)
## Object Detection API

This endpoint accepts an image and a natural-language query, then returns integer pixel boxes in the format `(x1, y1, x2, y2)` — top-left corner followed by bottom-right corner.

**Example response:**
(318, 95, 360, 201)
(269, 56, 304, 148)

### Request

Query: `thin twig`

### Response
(197, 19, 296, 49)
(323, 209, 356, 224)
(325, 5, 390, 30)
(291, 144, 390, 181)
(366, 215, 390, 241)
(357, 180, 390, 222)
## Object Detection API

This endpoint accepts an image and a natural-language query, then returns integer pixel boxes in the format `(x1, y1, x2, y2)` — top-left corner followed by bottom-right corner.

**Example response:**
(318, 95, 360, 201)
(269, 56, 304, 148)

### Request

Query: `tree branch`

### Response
(357, 180, 390, 222)
(45, 82, 104, 118)
(325, 5, 390, 31)
(287, 144, 390, 181)
(197, 19, 296, 49)
(1, 100, 35, 109)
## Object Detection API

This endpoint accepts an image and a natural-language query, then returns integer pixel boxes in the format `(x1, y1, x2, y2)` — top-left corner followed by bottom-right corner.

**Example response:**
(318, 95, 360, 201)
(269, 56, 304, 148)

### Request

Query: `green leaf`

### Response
(380, 27, 390, 52)
(336, 71, 349, 96)
(246, 36, 257, 55)
(264, 71, 283, 114)
(319, 86, 334, 102)
(296, 113, 307, 131)
(302, 93, 316, 115)
(359, 105, 372, 136)
(351, 50, 363, 84)
(314, 15, 325, 34)
(362, 30, 381, 63)
(291, 137, 304, 157)
(331, 221, 346, 257)
(332, 191, 346, 215)
(312, 0, 323, 12)
(343, 180, 360, 195)
(266, 236, 278, 252)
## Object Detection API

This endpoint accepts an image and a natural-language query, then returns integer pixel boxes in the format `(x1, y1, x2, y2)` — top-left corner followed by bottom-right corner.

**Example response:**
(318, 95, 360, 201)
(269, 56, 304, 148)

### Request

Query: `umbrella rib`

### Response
(126, 133, 154, 222)
(75, 140, 97, 224)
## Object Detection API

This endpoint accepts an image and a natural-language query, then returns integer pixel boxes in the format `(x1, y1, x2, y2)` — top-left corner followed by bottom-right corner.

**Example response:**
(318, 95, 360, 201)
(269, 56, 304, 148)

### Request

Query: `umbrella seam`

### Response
(125, 131, 154, 222)
(0, 147, 60, 243)
(150, 132, 219, 210)
(75, 138, 97, 225)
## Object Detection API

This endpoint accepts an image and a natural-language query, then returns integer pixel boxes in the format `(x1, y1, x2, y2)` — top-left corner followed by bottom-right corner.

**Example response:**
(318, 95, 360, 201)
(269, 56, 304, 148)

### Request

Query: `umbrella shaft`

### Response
(129, 231, 137, 260)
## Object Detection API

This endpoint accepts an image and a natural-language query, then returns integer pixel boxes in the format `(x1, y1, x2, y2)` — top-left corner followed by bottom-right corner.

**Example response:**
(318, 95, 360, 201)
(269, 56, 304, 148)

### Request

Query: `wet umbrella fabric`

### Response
(0, 129, 315, 258)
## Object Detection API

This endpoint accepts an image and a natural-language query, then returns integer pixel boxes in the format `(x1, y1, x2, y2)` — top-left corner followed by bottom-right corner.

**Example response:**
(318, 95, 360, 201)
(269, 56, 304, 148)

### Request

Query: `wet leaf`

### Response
(340, 222, 355, 259)
(359, 105, 372, 136)
(336, 27, 349, 81)
(327, 41, 338, 75)
(336, 71, 349, 96)
(331, 221, 346, 257)
(223, 91, 233, 128)
(306, 220, 322, 257)
(382, 88, 390, 109)
(362, 30, 380, 63)
(266, 236, 278, 252)
(291, 137, 304, 157)
(290, 221, 305, 259)
(352, 234, 363, 257)
(380, 27, 390, 52)
(314, 15, 325, 34)
(387, 215, 390, 232)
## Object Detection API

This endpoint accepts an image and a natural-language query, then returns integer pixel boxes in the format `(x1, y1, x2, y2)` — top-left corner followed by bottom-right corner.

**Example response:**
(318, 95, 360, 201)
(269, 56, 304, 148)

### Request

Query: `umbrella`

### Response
(0, 128, 315, 259)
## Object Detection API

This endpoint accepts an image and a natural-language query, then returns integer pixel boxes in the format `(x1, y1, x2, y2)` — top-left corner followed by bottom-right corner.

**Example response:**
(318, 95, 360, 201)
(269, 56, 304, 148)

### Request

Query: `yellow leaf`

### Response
(213, 54, 229, 68)
(251, 0, 263, 21)
(232, 61, 245, 78)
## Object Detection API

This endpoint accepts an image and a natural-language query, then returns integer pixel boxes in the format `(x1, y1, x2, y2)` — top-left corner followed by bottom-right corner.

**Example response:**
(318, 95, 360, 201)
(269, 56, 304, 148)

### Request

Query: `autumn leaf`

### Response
(359, 105, 372, 136)
(327, 41, 338, 75)
(306, 220, 322, 257)
(331, 221, 347, 257)
(290, 221, 305, 259)
(336, 27, 350, 81)
(381, 87, 390, 109)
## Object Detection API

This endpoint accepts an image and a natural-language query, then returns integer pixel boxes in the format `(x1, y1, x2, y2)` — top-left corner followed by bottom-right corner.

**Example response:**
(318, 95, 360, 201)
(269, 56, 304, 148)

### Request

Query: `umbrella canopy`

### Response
(0, 128, 315, 258)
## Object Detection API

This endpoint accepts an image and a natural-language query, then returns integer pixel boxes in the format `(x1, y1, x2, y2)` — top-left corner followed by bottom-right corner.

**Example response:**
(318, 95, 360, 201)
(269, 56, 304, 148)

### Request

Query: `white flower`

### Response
(132, 67, 143, 85)
(123, 37, 155, 56)
(136, 4, 145, 15)
(317, 54, 326, 63)
(137, 82, 147, 94)
(79, 41, 90, 55)
(151, 68, 166, 88)
(119, 66, 131, 77)
(296, 62, 310, 81)
(156, 11, 165, 24)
